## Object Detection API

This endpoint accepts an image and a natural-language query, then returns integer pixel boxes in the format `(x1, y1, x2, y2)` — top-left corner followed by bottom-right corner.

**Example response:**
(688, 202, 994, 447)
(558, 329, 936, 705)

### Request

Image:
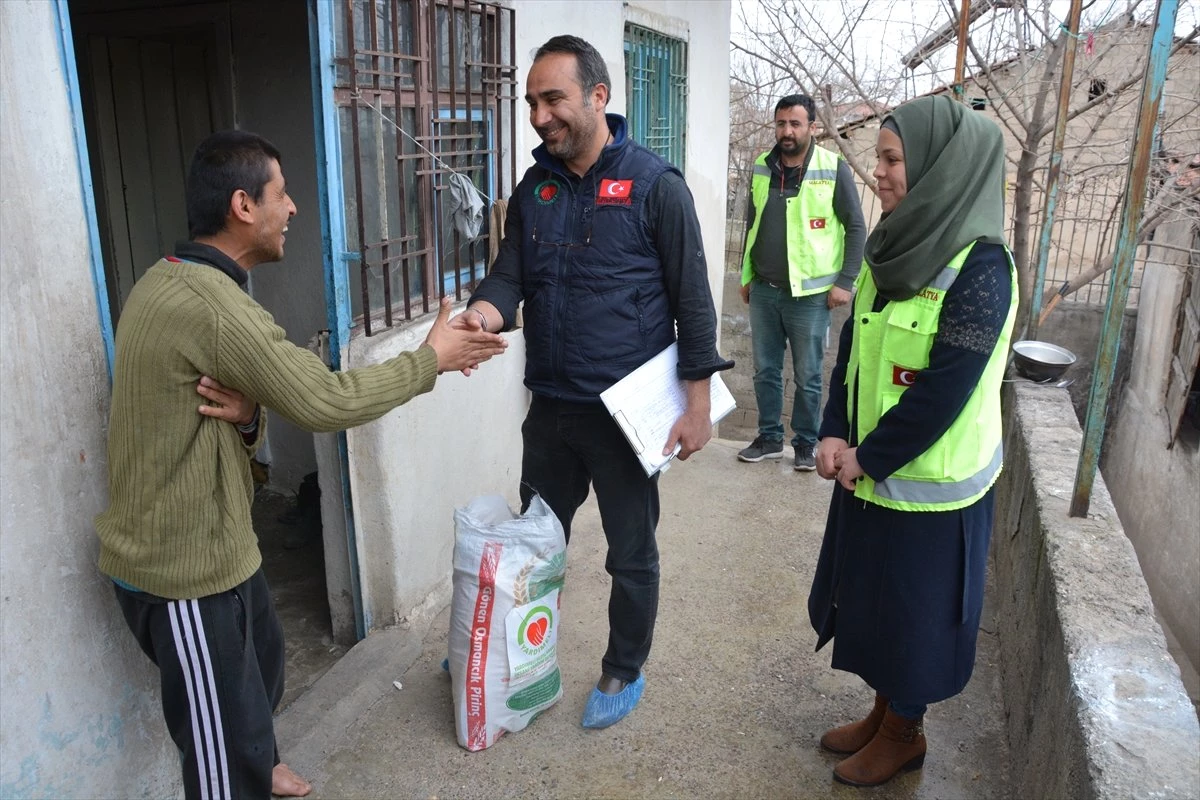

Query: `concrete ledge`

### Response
(274, 613, 433, 787)
(994, 382, 1200, 800)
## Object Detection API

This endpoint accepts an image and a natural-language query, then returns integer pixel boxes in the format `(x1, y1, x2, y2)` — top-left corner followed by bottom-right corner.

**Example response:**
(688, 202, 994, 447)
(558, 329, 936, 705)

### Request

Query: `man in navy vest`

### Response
(460, 34, 732, 729)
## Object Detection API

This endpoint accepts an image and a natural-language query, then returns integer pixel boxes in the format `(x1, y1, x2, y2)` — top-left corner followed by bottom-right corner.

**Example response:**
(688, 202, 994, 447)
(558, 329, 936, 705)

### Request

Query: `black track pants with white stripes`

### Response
(114, 568, 285, 799)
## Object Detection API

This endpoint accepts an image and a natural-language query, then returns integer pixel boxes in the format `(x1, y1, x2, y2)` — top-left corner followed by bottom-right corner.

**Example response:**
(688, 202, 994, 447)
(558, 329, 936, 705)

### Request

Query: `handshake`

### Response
(423, 297, 508, 376)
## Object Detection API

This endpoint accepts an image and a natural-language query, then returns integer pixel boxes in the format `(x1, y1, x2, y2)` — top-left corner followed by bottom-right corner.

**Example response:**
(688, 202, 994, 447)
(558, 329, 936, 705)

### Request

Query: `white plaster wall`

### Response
(0, 2, 176, 796)
(345, 318, 529, 632)
(1105, 219, 1200, 676)
(341, 1, 732, 632)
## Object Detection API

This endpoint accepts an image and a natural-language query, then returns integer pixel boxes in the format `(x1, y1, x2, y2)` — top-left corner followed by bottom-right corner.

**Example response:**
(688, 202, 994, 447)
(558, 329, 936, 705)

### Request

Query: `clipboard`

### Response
(599, 343, 736, 476)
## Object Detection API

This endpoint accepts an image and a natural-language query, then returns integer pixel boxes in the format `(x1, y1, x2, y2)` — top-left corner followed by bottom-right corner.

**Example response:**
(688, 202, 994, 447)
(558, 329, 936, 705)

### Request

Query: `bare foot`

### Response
(272, 763, 312, 798)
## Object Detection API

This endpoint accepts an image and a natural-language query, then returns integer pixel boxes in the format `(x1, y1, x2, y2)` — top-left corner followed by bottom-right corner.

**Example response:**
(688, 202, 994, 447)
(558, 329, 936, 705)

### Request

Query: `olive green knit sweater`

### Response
(96, 258, 439, 599)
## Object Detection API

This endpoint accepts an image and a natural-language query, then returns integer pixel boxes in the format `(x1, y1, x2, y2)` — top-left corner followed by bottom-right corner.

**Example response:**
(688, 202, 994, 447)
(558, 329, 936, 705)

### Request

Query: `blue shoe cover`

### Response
(581, 674, 645, 729)
(440, 657, 449, 673)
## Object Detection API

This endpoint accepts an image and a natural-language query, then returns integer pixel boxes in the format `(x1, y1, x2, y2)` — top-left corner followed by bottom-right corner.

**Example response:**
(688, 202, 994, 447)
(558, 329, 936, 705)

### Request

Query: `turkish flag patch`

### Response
(892, 365, 920, 386)
(597, 178, 633, 205)
(809, 218, 827, 229)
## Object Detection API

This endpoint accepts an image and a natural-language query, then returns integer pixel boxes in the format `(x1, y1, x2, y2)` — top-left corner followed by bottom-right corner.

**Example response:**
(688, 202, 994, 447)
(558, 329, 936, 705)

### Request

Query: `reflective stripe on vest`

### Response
(802, 272, 839, 291)
(872, 442, 1003, 505)
(848, 241, 1019, 512)
(741, 145, 845, 297)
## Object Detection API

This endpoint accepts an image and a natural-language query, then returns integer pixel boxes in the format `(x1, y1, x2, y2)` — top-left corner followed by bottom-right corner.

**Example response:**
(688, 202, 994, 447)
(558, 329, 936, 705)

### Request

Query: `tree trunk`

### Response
(1010, 142, 1041, 338)
(1007, 34, 1064, 338)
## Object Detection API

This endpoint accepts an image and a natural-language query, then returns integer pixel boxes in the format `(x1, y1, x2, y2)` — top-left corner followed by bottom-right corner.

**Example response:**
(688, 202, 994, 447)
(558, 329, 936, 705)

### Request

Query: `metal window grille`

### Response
(1022, 172, 1146, 308)
(623, 24, 687, 170)
(333, 0, 517, 335)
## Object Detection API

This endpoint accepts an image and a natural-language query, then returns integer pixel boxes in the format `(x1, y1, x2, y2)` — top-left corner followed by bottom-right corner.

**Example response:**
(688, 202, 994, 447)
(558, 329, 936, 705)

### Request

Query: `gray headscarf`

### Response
(864, 95, 1007, 300)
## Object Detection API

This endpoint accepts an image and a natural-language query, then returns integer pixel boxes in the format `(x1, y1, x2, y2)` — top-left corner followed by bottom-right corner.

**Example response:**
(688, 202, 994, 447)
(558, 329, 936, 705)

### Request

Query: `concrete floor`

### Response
(273, 439, 1010, 799)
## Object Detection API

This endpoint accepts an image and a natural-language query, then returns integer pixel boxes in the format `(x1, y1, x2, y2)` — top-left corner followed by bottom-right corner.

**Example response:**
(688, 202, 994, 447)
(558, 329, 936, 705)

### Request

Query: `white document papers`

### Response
(600, 343, 736, 476)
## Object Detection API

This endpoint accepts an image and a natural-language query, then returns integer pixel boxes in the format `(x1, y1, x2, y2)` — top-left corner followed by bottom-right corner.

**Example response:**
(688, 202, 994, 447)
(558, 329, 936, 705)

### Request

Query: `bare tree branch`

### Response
(731, 0, 1198, 322)
(1052, 25, 1199, 136)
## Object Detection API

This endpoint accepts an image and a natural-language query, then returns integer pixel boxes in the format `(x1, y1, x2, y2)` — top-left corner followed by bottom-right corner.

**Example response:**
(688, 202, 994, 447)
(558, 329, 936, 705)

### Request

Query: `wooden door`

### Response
(72, 5, 233, 318)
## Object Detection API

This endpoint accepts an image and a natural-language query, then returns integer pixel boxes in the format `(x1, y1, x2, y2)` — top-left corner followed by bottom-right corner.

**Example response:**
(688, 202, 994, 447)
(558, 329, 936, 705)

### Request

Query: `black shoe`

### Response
(738, 436, 784, 462)
(793, 445, 817, 471)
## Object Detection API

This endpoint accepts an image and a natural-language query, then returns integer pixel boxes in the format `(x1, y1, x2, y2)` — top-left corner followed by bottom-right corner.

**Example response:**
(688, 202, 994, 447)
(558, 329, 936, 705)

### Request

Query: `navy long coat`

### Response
(807, 243, 1011, 705)
(807, 483, 993, 704)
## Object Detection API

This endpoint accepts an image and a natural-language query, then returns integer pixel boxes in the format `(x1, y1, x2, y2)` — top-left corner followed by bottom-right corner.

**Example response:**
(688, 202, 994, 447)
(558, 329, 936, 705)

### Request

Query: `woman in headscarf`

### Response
(807, 94, 1016, 787)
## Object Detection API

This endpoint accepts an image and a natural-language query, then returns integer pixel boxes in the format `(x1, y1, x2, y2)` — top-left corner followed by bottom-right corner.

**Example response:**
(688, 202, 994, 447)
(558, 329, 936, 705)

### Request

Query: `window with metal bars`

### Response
(333, 0, 517, 335)
(623, 24, 687, 170)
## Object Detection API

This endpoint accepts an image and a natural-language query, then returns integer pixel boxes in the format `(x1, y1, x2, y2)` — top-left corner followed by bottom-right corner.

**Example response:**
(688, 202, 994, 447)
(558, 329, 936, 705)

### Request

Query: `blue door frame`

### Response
(54, 0, 115, 381)
(309, 0, 369, 640)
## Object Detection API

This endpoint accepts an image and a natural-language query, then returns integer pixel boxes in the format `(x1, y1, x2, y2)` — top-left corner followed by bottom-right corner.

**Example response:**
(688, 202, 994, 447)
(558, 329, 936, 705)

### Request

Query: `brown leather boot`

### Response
(833, 708, 926, 786)
(820, 694, 889, 754)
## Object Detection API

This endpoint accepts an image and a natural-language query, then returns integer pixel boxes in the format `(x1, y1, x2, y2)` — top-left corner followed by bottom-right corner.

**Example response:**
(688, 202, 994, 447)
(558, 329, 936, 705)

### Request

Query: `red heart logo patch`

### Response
(526, 617, 548, 647)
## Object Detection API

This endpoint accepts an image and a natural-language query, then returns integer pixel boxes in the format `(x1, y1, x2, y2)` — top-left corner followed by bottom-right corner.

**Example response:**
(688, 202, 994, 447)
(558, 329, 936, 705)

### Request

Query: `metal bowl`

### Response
(1012, 340, 1077, 382)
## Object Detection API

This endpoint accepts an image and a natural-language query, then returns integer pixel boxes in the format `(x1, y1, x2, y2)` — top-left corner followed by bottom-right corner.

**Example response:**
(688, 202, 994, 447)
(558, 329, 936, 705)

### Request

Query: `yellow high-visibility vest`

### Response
(741, 145, 844, 296)
(846, 242, 1018, 511)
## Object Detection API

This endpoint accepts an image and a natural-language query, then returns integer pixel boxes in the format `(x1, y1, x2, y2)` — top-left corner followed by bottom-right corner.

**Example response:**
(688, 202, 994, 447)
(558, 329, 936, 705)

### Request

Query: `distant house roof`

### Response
(815, 51, 1030, 141)
(831, 101, 889, 128)
(910, 14, 1196, 102)
(900, 0, 1021, 69)
(821, 17, 1196, 141)
(825, 48, 1030, 133)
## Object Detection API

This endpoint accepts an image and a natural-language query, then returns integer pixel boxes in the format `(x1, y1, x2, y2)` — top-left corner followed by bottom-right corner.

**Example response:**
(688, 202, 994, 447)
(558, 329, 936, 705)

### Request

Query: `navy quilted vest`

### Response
(516, 117, 678, 401)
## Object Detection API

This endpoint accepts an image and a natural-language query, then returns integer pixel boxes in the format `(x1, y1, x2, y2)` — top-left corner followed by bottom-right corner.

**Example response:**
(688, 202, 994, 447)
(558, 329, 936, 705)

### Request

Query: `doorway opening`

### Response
(68, 0, 346, 704)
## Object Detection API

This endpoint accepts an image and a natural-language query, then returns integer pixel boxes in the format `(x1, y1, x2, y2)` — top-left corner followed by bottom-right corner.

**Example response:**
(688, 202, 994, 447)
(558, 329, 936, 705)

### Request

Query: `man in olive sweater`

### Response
(95, 131, 506, 799)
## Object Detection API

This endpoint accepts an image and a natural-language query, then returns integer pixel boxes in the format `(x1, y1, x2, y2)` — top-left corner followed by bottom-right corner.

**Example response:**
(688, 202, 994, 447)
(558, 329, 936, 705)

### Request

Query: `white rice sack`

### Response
(449, 494, 566, 751)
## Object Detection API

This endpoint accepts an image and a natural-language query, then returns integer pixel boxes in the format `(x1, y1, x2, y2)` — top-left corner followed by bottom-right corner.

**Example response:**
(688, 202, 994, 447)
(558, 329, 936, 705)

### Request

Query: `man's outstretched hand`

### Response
(425, 296, 508, 373)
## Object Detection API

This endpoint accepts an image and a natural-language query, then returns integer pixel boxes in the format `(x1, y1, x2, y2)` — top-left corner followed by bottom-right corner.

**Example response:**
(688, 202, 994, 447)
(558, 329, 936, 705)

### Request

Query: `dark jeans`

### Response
(519, 395, 660, 684)
(749, 279, 830, 448)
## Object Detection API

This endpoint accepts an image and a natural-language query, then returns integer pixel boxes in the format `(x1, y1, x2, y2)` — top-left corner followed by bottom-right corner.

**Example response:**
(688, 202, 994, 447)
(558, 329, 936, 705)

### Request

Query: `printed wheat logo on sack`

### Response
(514, 549, 565, 606)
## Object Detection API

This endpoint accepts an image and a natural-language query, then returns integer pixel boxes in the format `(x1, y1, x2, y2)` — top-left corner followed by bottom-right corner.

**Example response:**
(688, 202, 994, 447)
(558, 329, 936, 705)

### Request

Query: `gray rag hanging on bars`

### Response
(446, 172, 486, 241)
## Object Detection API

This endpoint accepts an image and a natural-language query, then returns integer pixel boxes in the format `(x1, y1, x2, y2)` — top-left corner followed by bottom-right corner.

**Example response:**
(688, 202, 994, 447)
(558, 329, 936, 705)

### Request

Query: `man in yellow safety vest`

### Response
(737, 94, 866, 471)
